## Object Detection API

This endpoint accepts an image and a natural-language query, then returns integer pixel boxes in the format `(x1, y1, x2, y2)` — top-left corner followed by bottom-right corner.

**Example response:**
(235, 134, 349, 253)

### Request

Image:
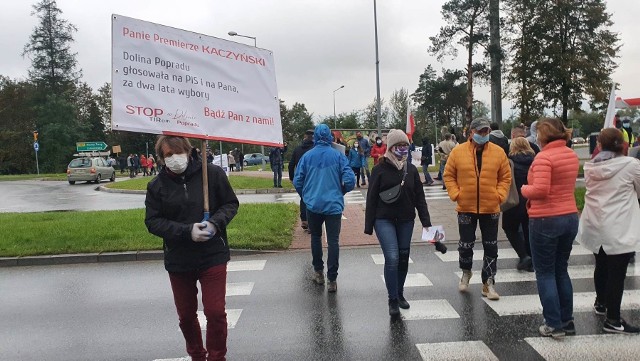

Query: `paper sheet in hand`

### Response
(422, 225, 445, 243)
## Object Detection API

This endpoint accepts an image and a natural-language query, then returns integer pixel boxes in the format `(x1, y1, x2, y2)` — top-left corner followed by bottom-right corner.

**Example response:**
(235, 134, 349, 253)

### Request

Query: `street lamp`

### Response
(228, 31, 257, 47)
(333, 85, 345, 129)
(373, 0, 382, 134)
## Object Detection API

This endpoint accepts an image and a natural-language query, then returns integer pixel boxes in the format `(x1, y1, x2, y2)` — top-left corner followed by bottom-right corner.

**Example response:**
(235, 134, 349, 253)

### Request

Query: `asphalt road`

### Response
(1, 245, 638, 361)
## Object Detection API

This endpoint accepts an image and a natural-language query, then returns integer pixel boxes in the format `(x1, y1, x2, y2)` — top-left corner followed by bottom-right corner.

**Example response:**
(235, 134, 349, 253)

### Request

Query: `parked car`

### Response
(571, 137, 586, 144)
(67, 157, 116, 184)
(244, 153, 268, 166)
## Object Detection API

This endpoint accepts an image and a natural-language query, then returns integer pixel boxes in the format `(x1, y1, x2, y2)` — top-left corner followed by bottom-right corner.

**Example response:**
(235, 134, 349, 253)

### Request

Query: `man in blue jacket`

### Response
(294, 124, 356, 293)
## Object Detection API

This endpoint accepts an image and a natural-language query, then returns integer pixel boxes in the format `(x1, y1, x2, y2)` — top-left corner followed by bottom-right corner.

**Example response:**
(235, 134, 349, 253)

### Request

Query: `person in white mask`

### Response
(145, 135, 239, 361)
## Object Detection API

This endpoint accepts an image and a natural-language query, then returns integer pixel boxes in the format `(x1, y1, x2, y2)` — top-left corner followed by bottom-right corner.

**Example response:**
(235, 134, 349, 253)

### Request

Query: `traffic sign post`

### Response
(33, 141, 40, 175)
(76, 142, 108, 152)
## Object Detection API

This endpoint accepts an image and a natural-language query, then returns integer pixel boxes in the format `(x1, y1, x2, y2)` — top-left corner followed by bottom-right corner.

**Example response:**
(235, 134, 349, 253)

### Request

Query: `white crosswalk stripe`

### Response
(525, 334, 640, 360)
(454, 264, 638, 284)
(416, 341, 499, 361)
(435, 245, 593, 262)
(423, 186, 451, 200)
(400, 299, 460, 320)
(382, 273, 433, 287)
(276, 190, 365, 204)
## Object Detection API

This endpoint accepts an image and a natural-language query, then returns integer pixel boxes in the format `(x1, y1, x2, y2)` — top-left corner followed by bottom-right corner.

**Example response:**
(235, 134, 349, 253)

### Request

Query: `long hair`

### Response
(509, 137, 535, 156)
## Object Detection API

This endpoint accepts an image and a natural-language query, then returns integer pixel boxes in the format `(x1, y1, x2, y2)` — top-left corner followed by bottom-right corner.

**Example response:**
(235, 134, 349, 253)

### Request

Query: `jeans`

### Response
(351, 167, 361, 187)
(529, 214, 579, 329)
(438, 159, 447, 179)
(594, 247, 634, 321)
(272, 164, 282, 187)
(360, 157, 370, 184)
(307, 210, 342, 281)
(458, 212, 499, 283)
(422, 164, 434, 183)
(374, 219, 414, 300)
(502, 202, 530, 259)
(299, 197, 307, 222)
(168, 263, 227, 361)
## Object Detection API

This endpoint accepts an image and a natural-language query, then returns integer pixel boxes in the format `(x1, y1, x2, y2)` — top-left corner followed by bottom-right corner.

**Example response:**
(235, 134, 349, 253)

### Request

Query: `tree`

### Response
(360, 98, 389, 129)
(388, 88, 409, 130)
(280, 101, 314, 149)
(22, 0, 81, 93)
(429, 0, 489, 126)
(0, 77, 37, 174)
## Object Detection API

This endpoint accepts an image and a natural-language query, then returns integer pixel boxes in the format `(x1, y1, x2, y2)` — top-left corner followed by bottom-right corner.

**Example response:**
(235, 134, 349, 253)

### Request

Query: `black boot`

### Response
(389, 299, 400, 316)
(398, 295, 410, 309)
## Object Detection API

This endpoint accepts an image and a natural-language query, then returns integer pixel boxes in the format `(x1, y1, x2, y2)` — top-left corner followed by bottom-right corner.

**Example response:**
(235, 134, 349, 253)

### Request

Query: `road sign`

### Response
(76, 141, 107, 152)
(33, 142, 39, 152)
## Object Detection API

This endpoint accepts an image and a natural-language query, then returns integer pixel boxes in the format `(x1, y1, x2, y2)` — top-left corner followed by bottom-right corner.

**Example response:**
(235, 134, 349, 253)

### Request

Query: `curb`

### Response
(0, 248, 281, 268)
(98, 185, 297, 195)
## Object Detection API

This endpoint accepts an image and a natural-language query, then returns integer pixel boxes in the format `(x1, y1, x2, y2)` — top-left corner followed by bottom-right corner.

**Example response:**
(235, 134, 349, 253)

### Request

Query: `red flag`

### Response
(406, 99, 415, 141)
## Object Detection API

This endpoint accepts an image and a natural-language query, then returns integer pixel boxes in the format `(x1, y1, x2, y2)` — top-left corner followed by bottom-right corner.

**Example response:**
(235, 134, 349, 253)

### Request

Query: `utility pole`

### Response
(373, 0, 382, 134)
(489, 0, 503, 127)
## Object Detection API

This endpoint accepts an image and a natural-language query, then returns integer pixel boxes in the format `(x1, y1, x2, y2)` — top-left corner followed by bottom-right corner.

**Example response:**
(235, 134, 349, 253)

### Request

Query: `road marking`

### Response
(435, 245, 592, 262)
(416, 341, 498, 361)
(371, 254, 413, 264)
(227, 282, 254, 296)
(525, 334, 640, 360)
(482, 290, 640, 316)
(228, 260, 266, 272)
(193, 309, 243, 331)
(382, 273, 433, 287)
(455, 264, 637, 284)
(399, 299, 460, 320)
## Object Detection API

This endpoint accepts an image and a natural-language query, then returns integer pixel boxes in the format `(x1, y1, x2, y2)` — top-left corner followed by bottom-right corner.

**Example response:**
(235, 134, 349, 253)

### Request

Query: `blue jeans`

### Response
(529, 214, 579, 329)
(307, 210, 342, 281)
(422, 164, 434, 183)
(374, 219, 414, 300)
(272, 164, 282, 187)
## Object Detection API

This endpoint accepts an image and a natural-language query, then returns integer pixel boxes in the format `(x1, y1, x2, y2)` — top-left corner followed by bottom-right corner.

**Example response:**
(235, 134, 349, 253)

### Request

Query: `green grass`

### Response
(575, 187, 586, 212)
(0, 203, 298, 257)
(0, 174, 67, 181)
(106, 175, 295, 191)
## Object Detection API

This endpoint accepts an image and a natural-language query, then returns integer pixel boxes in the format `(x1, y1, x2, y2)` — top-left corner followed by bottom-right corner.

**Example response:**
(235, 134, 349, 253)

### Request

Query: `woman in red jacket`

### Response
(370, 136, 387, 166)
(521, 118, 579, 339)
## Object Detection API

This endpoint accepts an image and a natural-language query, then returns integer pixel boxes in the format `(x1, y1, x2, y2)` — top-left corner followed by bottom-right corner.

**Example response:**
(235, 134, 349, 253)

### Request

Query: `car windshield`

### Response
(69, 158, 92, 168)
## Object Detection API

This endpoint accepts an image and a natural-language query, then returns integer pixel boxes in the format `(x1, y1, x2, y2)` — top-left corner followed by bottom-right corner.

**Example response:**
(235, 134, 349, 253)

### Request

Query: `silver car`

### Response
(67, 157, 116, 185)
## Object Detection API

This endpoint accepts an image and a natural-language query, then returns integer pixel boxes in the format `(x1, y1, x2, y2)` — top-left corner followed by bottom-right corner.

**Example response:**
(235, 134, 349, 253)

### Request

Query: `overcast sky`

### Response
(1, 0, 639, 122)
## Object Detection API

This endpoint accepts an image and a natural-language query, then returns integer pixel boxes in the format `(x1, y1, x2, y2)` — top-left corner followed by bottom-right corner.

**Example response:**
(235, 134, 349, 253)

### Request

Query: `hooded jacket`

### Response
(371, 142, 387, 165)
(145, 149, 239, 272)
(293, 124, 356, 215)
(577, 156, 640, 254)
(526, 121, 538, 145)
(287, 138, 314, 181)
(489, 130, 510, 154)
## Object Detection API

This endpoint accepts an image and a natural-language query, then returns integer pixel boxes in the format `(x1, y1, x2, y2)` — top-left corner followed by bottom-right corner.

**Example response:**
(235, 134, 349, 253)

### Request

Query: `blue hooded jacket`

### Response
(293, 124, 356, 215)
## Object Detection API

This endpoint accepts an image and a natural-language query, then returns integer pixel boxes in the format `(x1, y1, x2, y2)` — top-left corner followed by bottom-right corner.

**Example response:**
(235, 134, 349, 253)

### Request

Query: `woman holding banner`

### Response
(145, 136, 239, 361)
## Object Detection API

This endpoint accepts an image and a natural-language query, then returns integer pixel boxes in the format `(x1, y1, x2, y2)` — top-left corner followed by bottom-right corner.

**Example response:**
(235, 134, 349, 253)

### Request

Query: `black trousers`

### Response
(502, 201, 530, 259)
(458, 212, 499, 283)
(594, 247, 634, 321)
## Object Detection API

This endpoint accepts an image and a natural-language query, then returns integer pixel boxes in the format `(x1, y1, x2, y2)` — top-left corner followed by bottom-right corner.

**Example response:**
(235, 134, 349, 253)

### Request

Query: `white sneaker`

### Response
(459, 270, 472, 292)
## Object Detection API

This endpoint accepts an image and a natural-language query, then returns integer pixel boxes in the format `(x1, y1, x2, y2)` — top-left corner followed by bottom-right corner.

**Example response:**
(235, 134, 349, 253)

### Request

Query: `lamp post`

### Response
(333, 85, 345, 129)
(229, 31, 265, 170)
(373, 0, 382, 135)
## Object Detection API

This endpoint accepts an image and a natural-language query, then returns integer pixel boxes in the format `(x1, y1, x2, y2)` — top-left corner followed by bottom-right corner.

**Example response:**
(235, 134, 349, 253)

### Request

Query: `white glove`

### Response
(202, 221, 217, 237)
(191, 223, 210, 242)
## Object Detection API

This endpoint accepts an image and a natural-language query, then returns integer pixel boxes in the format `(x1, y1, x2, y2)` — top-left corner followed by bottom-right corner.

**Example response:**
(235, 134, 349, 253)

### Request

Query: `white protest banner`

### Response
(111, 15, 282, 146)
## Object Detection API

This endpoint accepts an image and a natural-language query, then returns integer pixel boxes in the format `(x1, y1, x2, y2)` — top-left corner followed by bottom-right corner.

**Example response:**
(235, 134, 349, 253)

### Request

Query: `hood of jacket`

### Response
(584, 156, 631, 181)
(313, 124, 333, 145)
(510, 152, 534, 167)
(490, 130, 507, 139)
(300, 138, 314, 150)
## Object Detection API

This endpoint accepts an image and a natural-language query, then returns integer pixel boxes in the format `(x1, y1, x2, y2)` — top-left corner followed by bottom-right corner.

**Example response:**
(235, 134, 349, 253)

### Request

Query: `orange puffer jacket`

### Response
(521, 139, 578, 218)
(443, 141, 511, 214)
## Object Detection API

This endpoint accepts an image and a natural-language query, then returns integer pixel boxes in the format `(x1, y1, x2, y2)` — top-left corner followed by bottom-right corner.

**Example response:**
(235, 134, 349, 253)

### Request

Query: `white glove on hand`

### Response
(202, 221, 217, 237)
(191, 223, 210, 242)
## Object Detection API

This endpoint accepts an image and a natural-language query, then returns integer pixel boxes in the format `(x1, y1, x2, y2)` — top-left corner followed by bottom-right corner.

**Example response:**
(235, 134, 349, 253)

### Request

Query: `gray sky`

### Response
(1, 0, 638, 122)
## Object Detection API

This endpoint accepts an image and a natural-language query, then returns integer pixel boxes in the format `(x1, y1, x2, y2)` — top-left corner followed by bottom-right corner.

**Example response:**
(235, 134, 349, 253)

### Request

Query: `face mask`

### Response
(376, 140, 382, 145)
(165, 153, 189, 174)
(392, 146, 409, 159)
(623, 121, 630, 127)
(473, 133, 490, 145)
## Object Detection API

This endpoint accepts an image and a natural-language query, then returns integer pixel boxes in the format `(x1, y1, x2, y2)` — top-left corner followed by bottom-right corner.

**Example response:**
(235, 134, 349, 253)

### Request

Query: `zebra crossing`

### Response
(423, 185, 451, 201)
(276, 189, 366, 204)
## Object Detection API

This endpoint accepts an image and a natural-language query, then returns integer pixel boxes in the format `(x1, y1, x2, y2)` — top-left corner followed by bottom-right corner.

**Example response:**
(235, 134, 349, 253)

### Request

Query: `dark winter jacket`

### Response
(489, 130, 510, 155)
(421, 137, 433, 165)
(145, 149, 239, 273)
(364, 158, 432, 234)
(288, 139, 314, 181)
(510, 153, 534, 199)
(269, 146, 287, 168)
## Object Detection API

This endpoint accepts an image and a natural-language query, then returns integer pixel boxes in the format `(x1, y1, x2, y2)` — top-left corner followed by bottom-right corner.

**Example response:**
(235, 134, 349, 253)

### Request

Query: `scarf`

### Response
(383, 151, 406, 170)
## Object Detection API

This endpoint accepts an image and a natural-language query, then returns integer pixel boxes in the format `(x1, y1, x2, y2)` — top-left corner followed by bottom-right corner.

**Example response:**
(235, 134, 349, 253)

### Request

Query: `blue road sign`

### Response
(34, 142, 39, 152)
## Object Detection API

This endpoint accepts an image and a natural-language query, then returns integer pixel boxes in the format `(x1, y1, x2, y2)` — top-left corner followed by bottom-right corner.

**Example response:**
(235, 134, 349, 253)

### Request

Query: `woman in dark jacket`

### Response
(365, 130, 432, 317)
(145, 136, 239, 361)
(501, 137, 535, 272)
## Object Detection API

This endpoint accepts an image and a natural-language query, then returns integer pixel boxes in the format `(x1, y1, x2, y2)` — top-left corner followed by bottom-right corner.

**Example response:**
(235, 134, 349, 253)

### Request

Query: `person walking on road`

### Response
(348, 142, 364, 188)
(444, 117, 511, 301)
(269, 143, 287, 188)
(436, 134, 456, 187)
(145, 136, 239, 361)
(364, 129, 433, 317)
(501, 137, 535, 272)
(356, 131, 371, 186)
(521, 118, 579, 339)
(577, 128, 640, 335)
(294, 124, 356, 293)
(370, 136, 386, 166)
(420, 136, 434, 186)
(288, 130, 315, 233)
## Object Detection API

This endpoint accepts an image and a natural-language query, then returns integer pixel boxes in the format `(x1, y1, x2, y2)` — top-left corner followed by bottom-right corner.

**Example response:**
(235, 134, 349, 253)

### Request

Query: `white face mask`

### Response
(164, 153, 189, 174)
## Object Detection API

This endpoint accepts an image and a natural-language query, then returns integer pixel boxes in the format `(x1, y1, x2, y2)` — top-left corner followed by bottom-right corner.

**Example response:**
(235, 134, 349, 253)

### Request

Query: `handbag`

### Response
(379, 163, 408, 204)
(500, 159, 520, 212)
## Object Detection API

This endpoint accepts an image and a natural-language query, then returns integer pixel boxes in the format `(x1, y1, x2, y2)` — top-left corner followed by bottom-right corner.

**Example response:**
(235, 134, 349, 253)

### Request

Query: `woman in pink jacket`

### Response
(521, 118, 579, 339)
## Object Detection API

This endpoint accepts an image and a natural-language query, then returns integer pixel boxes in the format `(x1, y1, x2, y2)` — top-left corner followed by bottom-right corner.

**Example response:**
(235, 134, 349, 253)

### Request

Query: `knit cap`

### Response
(385, 129, 410, 148)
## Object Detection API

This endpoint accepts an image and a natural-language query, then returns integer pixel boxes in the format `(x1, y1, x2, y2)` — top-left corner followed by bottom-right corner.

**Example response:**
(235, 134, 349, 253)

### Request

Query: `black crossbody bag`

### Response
(379, 162, 408, 204)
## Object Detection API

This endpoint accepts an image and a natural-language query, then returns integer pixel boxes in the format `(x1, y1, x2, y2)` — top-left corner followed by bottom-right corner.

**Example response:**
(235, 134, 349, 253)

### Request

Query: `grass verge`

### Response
(106, 175, 295, 191)
(0, 203, 298, 257)
(575, 187, 586, 212)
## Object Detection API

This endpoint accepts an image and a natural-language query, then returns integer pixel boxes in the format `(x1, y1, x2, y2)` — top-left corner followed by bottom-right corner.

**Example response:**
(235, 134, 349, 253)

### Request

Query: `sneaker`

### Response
(301, 221, 309, 230)
(427, 181, 435, 186)
(459, 270, 472, 292)
(398, 295, 410, 309)
(327, 280, 337, 293)
(517, 256, 532, 271)
(482, 279, 500, 300)
(312, 271, 325, 285)
(563, 320, 576, 335)
(388, 299, 400, 316)
(593, 301, 606, 316)
(603, 318, 640, 334)
(539, 324, 565, 339)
